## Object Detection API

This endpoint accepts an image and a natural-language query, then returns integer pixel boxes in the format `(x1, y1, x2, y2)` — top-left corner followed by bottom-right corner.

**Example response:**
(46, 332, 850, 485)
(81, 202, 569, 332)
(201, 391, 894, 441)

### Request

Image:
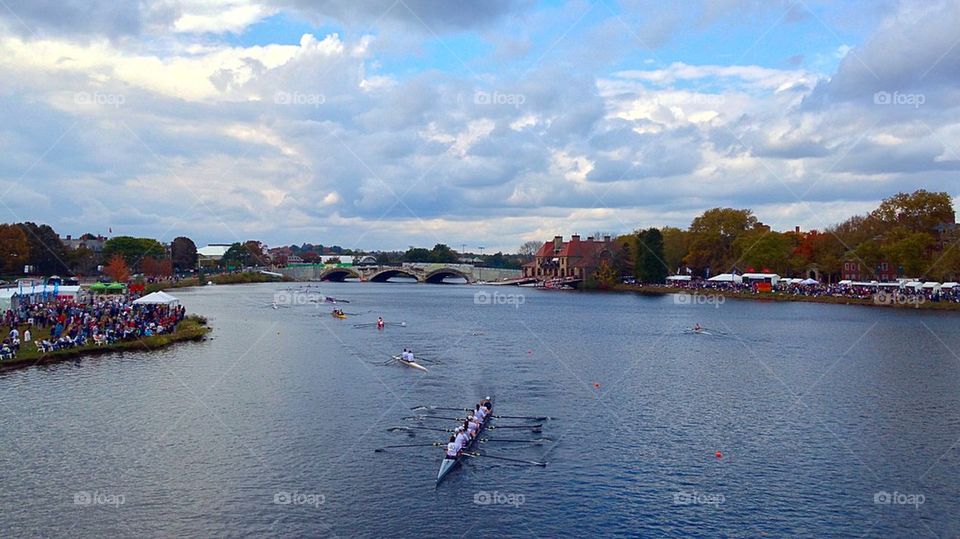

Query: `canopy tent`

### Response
(666, 275, 692, 281)
(922, 281, 941, 289)
(941, 282, 958, 290)
(89, 282, 126, 292)
(132, 291, 180, 306)
(707, 273, 742, 283)
(799, 278, 819, 285)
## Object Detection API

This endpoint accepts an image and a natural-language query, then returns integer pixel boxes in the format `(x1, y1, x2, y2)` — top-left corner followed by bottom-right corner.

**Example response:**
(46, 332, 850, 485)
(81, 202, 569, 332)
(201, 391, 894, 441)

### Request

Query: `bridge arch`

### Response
(424, 268, 473, 284)
(319, 267, 362, 282)
(369, 268, 420, 282)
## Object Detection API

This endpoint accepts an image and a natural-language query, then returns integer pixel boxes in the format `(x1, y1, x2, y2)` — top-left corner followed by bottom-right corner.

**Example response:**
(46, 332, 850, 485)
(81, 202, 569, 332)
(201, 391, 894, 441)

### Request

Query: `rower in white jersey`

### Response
(454, 428, 471, 450)
(444, 435, 460, 459)
(472, 403, 487, 422)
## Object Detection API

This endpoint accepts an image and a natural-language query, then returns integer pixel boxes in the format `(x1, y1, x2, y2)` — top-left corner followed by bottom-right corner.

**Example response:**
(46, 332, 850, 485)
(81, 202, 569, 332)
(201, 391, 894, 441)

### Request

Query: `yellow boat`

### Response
(331, 312, 347, 319)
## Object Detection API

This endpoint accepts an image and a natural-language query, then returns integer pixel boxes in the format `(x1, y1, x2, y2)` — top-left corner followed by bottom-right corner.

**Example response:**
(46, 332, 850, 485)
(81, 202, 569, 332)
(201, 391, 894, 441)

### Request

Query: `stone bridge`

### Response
(278, 263, 521, 284)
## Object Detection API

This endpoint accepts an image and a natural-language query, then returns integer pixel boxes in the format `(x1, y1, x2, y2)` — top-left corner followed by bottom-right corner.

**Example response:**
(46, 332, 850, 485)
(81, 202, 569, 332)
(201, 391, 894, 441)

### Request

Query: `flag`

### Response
(109, 227, 112, 234)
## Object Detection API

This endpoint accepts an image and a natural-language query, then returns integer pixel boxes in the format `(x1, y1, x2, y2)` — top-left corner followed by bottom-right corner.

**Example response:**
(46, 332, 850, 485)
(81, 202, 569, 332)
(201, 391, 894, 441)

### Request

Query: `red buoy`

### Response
(715, 451, 722, 458)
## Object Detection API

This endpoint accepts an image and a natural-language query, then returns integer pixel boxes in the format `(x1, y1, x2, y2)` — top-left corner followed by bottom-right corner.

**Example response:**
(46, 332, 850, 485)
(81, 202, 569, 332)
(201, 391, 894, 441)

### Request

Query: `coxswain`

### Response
(377, 316, 384, 330)
(693, 323, 701, 332)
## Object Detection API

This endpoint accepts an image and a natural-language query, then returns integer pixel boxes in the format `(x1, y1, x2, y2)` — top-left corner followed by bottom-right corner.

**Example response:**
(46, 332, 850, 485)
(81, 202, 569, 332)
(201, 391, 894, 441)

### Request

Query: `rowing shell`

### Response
(437, 402, 492, 485)
(392, 355, 428, 372)
(331, 312, 347, 319)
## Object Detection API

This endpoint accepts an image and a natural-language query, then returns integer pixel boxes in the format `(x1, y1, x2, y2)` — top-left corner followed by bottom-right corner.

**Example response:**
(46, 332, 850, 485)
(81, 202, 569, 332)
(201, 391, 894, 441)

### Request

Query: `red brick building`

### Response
(841, 257, 896, 281)
(522, 235, 615, 280)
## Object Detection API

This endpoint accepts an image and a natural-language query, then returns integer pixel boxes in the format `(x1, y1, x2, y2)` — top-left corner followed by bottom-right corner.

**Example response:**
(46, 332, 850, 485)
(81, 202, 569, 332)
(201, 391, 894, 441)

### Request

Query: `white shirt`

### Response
(455, 431, 470, 448)
(473, 407, 486, 421)
(446, 441, 458, 457)
(467, 421, 479, 435)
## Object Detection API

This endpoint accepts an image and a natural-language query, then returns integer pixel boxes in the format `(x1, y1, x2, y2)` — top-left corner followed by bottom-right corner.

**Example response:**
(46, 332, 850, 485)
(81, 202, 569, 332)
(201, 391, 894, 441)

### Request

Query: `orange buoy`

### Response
(715, 451, 722, 458)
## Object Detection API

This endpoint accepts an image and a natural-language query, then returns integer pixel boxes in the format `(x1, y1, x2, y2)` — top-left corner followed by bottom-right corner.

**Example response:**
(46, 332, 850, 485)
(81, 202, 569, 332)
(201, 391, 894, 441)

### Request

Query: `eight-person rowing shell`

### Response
(443, 399, 493, 461)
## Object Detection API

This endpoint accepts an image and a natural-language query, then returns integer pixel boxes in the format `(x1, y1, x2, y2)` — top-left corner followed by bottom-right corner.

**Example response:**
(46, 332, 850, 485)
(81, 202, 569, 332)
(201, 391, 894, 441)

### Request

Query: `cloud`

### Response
(270, 0, 530, 32)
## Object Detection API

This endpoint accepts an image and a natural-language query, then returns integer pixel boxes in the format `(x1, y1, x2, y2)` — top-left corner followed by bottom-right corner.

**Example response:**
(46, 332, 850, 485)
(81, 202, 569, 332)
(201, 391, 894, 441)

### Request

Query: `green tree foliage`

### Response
(884, 232, 933, 277)
(869, 189, 954, 234)
(402, 247, 433, 263)
(684, 208, 759, 275)
(0, 223, 30, 274)
(170, 236, 198, 271)
(635, 228, 667, 283)
(102, 236, 165, 270)
(67, 246, 99, 276)
(733, 230, 792, 274)
(429, 243, 458, 263)
(220, 243, 248, 268)
(16, 222, 69, 275)
(661, 227, 688, 274)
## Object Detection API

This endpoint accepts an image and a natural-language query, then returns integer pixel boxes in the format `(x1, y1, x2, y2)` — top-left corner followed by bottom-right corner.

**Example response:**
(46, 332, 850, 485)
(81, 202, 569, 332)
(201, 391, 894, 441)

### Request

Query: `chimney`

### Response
(795, 226, 800, 234)
(603, 235, 611, 242)
(587, 236, 594, 241)
(66, 234, 72, 240)
(553, 235, 562, 252)
(571, 234, 580, 242)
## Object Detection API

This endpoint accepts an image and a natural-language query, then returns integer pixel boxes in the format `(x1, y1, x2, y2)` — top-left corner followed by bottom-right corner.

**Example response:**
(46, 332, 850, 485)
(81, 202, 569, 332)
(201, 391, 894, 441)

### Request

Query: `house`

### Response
(522, 235, 615, 280)
(61, 234, 107, 254)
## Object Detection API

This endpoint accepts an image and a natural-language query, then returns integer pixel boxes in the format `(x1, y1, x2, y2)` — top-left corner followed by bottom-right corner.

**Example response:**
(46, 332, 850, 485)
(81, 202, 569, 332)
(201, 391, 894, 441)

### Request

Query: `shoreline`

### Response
(144, 271, 290, 293)
(0, 315, 212, 372)
(612, 284, 960, 312)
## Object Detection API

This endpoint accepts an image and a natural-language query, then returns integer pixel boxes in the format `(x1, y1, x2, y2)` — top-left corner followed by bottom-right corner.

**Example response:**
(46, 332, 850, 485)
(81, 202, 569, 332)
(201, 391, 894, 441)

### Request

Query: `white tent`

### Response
(941, 282, 958, 290)
(922, 281, 941, 289)
(666, 275, 692, 281)
(133, 291, 180, 306)
(707, 273, 742, 283)
(799, 278, 819, 285)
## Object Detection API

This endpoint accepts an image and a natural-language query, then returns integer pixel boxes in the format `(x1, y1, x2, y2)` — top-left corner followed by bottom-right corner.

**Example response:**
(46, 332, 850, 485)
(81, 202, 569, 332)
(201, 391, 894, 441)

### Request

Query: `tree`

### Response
(67, 246, 99, 276)
(375, 252, 395, 265)
(402, 247, 433, 263)
(244, 240, 269, 266)
(684, 208, 759, 275)
(103, 254, 130, 282)
(170, 236, 198, 272)
(733, 230, 792, 274)
(429, 244, 458, 263)
(593, 260, 619, 289)
(518, 241, 543, 256)
(102, 236, 165, 270)
(0, 224, 30, 274)
(635, 228, 668, 283)
(17, 222, 69, 275)
(884, 232, 933, 277)
(221, 243, 248, 268)
(870, 190, 954, 235)
(661, 227, 689, 274)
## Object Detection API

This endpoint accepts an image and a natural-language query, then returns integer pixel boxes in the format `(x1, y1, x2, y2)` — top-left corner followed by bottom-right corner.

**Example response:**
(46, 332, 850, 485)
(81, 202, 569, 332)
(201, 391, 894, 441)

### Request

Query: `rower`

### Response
(454, 427, 470, 450)
(377, 316, 384, 330)
(444, 435, 459, 459)
(464, 419, 479, 439)
(693, 323, 701, 332)
(472, 403, 487, 422)
(406, 349, 414, 361)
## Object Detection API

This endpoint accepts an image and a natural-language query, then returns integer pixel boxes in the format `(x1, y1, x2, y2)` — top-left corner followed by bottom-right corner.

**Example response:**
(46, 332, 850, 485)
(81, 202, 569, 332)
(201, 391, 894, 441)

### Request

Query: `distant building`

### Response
(522, 235, 615, 280)
(61, 234, 107, 254)
(842, 256, 896, 282)
(197, 244, 232, 267)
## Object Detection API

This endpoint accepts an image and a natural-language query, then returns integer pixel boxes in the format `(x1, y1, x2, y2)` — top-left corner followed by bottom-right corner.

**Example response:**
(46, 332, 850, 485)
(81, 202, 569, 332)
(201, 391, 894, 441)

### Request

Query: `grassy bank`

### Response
(0, 315, 212, 372)
(614, 284, 960, 311)
(144, 271, 290, 293)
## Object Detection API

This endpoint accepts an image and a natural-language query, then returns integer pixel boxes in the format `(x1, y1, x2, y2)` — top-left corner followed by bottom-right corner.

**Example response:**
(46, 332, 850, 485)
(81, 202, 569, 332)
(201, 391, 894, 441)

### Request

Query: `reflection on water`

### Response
(1, 282, 958, 537)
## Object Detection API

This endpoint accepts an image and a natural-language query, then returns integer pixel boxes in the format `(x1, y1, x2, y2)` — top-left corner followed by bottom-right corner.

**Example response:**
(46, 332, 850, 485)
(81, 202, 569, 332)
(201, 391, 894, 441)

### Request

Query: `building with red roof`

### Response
(521, 234, 616, 281)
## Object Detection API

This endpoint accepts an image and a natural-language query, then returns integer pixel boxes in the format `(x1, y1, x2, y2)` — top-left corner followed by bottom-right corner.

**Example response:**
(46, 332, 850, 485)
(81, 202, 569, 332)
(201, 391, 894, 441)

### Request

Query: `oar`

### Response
(480, 438, 552, 445)
(488, 424, 542, 430)
(403, 415, 465, 421)
(391, 426, 454, 433)
(412, 406, 469, 412)
(374, 443, 442, 452)
(463, 452, 547, 466)
(492, 415, 551, 421)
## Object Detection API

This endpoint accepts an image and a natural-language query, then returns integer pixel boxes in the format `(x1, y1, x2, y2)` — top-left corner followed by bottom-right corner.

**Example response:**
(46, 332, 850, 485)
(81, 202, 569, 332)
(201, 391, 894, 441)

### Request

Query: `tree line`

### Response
(616, 190, 958, 283)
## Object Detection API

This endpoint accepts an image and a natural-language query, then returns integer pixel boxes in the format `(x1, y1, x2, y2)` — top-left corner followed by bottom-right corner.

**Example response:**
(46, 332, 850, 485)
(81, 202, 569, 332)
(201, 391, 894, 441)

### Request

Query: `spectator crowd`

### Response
(2, 296, 187, 361)
(666, 279, 960, 304)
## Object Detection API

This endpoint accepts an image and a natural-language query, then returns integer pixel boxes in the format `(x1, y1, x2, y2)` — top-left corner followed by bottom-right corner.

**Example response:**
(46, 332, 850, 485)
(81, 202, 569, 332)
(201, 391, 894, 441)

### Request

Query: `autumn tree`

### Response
(17, 222, 69, 275)
(869, 190, 954, 235)
(661, 226, 689, 274)
(103, 254, 131, 282)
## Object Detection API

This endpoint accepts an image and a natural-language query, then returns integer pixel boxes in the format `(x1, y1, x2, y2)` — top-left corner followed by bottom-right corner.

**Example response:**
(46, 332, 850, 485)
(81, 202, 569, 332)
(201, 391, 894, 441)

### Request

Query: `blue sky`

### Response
(0, 0, 957, 251)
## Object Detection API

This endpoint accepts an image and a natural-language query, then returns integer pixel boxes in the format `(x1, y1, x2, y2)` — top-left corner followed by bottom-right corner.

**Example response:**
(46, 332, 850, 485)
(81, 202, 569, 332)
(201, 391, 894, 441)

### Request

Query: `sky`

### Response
(0, 0, 958, 252)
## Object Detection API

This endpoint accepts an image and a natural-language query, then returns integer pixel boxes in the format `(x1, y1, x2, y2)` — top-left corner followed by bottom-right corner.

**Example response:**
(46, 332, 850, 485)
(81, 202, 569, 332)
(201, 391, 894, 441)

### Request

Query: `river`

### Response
(1, 282, 958, 537)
